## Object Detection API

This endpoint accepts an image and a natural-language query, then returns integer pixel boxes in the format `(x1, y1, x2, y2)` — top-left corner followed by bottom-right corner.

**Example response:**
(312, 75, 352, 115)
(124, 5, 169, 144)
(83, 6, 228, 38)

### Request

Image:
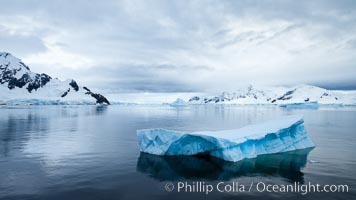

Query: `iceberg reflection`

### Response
(137, 148, 314, 182)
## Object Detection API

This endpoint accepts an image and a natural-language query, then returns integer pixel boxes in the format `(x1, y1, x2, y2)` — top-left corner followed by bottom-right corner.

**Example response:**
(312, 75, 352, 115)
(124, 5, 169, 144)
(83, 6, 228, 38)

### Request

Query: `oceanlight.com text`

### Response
(164, 181, 349, 195)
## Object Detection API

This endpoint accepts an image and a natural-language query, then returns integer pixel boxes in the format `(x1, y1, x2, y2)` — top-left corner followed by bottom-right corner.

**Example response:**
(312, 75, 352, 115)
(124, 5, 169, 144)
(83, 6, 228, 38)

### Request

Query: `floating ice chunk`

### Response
(169, 98, 188, 106)
(137, 115, 315, 162)
(308, 159, 320, 163)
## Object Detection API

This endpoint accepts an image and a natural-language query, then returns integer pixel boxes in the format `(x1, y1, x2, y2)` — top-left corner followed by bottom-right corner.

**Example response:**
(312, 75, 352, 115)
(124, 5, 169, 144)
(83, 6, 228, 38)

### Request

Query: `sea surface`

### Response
(0, 105, 355, 200)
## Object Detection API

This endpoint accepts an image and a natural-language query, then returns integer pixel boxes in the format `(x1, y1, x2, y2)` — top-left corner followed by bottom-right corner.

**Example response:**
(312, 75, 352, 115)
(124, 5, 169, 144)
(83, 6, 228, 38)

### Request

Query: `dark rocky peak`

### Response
(69, 80, 79, 91)
(189, 96, 200, 102)
(83, 87, 110, 105)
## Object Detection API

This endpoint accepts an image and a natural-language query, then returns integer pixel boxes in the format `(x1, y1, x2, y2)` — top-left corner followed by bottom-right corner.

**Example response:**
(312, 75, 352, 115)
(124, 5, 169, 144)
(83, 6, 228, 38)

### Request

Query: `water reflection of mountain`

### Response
(0, 106, 108, 157)
(137, 148, 313, 182)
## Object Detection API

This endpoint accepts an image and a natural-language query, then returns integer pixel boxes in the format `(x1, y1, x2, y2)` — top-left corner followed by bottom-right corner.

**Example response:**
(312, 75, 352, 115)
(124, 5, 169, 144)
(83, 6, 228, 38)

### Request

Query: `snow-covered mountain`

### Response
(0, 52, 110, 105)
(187, 85, 356, 105)
(1, 52, 355, 106)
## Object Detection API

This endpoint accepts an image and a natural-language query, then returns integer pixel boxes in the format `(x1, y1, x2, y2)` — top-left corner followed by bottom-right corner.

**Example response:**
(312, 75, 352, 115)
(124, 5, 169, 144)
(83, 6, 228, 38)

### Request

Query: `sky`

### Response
(1, 0, 356, 92)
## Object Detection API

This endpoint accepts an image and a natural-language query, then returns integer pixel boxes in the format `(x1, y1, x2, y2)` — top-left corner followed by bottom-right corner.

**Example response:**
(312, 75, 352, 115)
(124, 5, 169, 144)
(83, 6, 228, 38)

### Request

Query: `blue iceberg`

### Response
(137, 115, 315, 162)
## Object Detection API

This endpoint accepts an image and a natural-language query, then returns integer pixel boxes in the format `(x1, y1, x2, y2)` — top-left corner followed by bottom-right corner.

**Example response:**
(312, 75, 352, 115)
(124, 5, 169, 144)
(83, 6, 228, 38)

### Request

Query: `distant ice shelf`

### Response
(137, 115, 315, 162)
(279, 101, 319, 109)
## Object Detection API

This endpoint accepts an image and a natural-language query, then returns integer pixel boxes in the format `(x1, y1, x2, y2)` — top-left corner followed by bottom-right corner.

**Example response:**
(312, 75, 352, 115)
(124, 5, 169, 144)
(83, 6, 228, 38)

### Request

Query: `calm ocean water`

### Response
(0, 105, 355, 200)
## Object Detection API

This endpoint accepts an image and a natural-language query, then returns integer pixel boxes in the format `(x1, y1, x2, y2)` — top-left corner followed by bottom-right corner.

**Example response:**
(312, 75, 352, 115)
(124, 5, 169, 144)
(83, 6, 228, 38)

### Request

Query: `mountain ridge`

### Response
(186, 84, 356, 105)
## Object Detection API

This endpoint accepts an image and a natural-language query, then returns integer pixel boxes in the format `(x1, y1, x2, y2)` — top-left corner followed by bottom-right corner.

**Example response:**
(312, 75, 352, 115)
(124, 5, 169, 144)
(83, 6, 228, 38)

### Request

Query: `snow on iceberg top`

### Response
(192, 115, 303, 141)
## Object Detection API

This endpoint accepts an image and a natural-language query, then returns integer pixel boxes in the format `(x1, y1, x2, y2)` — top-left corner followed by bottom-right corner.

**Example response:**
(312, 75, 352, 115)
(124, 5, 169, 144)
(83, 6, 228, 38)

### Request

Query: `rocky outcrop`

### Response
(83, 87, 110, 105)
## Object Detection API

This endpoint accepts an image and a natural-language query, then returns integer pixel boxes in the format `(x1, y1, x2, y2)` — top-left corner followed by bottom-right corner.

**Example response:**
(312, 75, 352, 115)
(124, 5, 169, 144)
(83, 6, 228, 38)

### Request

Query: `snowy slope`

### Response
(0, 52, 110, 105)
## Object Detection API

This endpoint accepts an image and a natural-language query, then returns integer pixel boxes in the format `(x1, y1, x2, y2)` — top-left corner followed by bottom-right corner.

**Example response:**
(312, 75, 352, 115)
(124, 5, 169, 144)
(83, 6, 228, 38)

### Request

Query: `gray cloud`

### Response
(63, 63, 213, 92)
(0, 26, 47, 57)
(1, 0, 356, 91)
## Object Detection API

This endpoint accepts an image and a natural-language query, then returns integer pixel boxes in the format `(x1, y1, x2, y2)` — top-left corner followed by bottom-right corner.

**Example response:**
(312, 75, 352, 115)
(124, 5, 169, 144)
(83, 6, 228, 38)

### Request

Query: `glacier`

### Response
(137, 115, 315, 162)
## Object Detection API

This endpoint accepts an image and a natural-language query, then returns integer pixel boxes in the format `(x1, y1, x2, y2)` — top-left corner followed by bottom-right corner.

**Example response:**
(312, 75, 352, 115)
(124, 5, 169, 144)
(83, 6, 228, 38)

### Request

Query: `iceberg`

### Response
(168, 98, 188, 106)
(137, 115, 315, 162)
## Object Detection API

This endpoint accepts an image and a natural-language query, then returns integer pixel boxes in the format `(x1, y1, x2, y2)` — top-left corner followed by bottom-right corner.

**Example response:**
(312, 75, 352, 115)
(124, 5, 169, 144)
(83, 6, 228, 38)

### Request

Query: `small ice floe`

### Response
(308, 159, 320, 164)
(169, 98, 188, 107)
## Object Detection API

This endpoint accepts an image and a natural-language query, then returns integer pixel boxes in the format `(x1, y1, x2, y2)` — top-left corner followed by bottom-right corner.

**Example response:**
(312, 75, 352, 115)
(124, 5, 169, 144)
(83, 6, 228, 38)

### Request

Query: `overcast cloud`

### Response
(1, 0, 356, 92)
